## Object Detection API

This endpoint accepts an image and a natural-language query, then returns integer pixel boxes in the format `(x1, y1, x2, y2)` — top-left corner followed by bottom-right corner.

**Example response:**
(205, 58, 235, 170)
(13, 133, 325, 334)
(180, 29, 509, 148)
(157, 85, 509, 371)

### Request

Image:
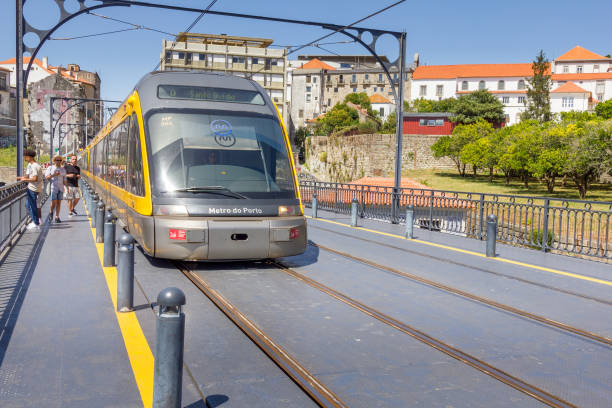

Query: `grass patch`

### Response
(0, 146, 50, 168)
(403, 169, 612, 207)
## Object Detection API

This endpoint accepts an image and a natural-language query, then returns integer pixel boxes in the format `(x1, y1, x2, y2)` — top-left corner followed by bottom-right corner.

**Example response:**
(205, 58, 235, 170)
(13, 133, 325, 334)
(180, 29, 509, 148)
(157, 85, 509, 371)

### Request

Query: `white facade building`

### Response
(411, 46, 612, 124)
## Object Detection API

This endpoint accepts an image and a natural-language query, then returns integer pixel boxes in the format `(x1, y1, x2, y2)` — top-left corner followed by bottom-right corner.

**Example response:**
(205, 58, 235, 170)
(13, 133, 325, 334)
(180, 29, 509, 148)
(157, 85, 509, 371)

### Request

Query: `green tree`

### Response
(317, 103, 359, 135)
(527, 123, 569, 193)
(458, 120, 496, 178)
(564, 120, 612, 199)
(595, 99, 612, 119)
(344, 93, 375, 116)
(497, 121, 541, 187)
(381, 110, 396, 133)
(294, 127, 309, 163)
(522, 50, 552, 123)
(450, 90, 505, 124)
(408, 97, 458, 113)
(431, 122, 484, 176)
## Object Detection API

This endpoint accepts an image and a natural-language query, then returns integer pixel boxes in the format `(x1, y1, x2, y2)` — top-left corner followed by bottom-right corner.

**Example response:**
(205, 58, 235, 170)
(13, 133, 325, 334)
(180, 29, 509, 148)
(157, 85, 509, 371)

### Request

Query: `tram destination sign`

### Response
(158, 85, 265, 105)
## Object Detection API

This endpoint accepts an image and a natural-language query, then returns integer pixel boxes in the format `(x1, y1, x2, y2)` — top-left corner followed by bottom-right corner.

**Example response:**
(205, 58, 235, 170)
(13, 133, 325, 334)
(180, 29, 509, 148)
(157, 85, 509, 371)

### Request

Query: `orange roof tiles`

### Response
(555, 46, 608, 61)
(413, 63, 538, 79)
(369, 93, 392, 104)
(298, 58, 336, 70)
(551, 82, 589, 94)
(0, 57, 56, 75)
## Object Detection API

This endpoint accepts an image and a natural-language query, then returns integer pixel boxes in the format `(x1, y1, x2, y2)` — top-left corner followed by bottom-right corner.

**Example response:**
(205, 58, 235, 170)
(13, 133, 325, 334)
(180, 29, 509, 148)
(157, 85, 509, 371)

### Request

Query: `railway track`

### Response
(310, 224, 612, 307)
(175, 261, 349, 408)
(177, 257, 580, 408)
(308, 241, 612, 348)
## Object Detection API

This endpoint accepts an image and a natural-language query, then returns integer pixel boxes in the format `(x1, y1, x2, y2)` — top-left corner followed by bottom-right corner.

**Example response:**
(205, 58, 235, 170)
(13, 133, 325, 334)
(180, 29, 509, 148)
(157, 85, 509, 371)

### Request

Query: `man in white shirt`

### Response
(16, 149, 43, 231)
(45, 156, 67, 223)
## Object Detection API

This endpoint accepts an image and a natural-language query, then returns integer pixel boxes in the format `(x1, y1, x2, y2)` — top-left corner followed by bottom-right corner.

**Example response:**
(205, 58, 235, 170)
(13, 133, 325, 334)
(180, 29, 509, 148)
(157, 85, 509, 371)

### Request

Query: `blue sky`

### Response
(2, 0, 611, 101)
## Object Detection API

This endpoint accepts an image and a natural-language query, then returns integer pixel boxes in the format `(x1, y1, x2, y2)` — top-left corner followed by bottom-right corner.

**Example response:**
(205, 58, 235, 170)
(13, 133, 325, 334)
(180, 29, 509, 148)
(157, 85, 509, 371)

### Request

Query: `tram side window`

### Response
(116, 118, 129, 189)
(107, 130, 117, 182)
(127, 114, 145, 196)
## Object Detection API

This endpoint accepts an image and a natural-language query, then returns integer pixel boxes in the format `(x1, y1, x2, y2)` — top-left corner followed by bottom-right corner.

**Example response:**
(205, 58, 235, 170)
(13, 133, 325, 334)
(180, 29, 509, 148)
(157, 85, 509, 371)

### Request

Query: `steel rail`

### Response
(310, 224, 612, 307)
(270, 260, 577, 408)
(310, 241, 612, 348)
(175, 261, 349, 408)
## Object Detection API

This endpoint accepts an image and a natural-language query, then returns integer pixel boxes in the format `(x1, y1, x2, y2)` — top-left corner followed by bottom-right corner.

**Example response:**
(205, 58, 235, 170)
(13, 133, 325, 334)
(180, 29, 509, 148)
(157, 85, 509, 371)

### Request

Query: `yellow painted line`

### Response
(85, 204, 153, 408)
(307, 216, 612, 287)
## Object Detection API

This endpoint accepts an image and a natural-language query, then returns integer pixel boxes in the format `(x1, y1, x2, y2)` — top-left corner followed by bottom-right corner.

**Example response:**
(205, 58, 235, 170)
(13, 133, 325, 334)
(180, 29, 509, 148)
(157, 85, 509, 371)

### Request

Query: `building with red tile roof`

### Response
(410, 46, 611, 124)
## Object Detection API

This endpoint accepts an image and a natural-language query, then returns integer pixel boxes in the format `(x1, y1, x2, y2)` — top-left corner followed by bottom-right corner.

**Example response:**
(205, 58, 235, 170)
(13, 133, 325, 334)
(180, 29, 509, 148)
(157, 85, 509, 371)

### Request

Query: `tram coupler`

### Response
(486, 214, 498, 257)
(153, 287, 186, 408)
(350, 199, 359, 227)
(103, 210, 117, 267)
(312, 193, 318, 218)
(95, 201, 105, 243)
(117, 232, 135, 312)
(405, 205, 414, 239)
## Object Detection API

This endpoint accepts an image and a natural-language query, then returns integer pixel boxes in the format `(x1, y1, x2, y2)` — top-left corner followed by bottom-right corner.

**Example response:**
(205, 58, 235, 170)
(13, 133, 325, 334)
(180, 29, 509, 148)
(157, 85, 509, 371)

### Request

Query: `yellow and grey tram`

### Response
(82, 71, 306, 260)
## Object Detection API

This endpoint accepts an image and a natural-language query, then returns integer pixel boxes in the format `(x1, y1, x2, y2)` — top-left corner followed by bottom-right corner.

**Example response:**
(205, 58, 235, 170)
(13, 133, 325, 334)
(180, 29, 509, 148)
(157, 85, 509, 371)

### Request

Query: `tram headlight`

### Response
(278, 205, 298, 216)
(153, 204, 188, 216)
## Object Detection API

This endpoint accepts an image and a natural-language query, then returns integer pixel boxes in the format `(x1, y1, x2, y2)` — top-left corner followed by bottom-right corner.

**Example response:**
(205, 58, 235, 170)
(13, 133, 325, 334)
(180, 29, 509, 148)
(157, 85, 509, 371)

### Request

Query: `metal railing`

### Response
(299, 180, 612, 260)
(0, 181, 49, 258)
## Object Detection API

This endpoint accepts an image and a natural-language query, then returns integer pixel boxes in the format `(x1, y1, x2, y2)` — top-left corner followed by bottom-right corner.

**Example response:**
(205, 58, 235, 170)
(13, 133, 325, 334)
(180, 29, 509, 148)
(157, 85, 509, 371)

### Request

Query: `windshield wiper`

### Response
(169, 186, 248, 199)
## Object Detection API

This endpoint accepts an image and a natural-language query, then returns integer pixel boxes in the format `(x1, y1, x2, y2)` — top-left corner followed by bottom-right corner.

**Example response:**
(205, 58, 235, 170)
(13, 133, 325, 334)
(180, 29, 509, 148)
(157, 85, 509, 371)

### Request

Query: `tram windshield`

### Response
(147, 110, 296, 199)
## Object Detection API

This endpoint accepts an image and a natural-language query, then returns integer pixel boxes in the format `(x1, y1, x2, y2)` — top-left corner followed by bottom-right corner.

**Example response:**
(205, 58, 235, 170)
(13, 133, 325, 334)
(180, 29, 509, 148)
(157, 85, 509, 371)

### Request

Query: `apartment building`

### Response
(411, 46, 612, 125)
(290, 55, 412, 129)
(160, 33, 287, 118)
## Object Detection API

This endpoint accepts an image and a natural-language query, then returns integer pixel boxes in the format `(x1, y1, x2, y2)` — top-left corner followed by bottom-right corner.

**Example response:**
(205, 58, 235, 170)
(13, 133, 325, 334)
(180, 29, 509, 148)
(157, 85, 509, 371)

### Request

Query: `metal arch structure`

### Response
(49, 97, 122, 158)
(17, 0, 407, 221)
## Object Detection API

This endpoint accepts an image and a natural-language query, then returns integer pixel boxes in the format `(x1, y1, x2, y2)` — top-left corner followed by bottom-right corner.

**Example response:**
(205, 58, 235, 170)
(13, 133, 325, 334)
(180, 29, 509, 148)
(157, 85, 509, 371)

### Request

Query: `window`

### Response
(352, 87, 357, 92)
(596, 80, 605, 93)
(502, 96, 510, 104)
(594, 65, 600, 73)
(518, 96, 525, 104)
(419, 85, 427, 96)
(252, 58, 259, 65)
(436, 85, 443, 97)
(351, 74, 357, 82)
(340, 63, 351, 68)
(518, 80, 525, 90)
(334, 87, 338, 93)
(327, 75, 331, 82)
(178, 52, 185, 60)
(562, 97, 574, 108)
(379, 107, 385, 116)
(497, 80, 505, 90)
(185, 53, 192, 64)
(327, 98, 331, 106)
(232, 56, 245, 63)
(563, 65, 569, 73)
(306, 86, 311, 92)
(339, 75, 344, 83)
(306, 75, 311, 83)
(164, 51, 171, 63)
(435, 119, 444, 126)
(419, 119, 426, 126)
(313, 77, 317, 83)
(461, 81, 468, 91)
(198, 53, 206, 62)
(374, 87, 377, 92)
(265, 59, 271, 69)
(380, 86, 384, 92)
(365, 74, 369, 80)
(127, 114, 144, 196)
(378, 74, 383, 82)
(298, 110, 303, 118)
(577, 65, 583, 73)
(427, 119, 436, 126)
(479, 80, 485, 90)
(306, 94, 311, 102)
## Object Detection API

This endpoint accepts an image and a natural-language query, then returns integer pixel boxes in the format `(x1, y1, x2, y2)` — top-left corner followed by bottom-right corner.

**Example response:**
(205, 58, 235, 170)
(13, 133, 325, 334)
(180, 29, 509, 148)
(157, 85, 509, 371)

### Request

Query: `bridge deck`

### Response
(0, 199, 609, 407)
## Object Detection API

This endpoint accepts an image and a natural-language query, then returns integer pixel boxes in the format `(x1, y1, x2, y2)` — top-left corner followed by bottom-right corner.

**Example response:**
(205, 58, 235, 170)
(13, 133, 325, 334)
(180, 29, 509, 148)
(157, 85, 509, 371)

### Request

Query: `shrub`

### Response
(319, 151, 327, 163)
(530, 229, 554, 249)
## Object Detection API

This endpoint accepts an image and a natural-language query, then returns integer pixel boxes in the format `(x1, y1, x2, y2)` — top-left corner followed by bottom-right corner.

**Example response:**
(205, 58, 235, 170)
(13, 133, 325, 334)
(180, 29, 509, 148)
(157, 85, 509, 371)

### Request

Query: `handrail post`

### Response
(541, 198, 550, 252)
(359, 185, 365, 218)
(428, 190, 434, 231)
(478, 194, 485, 240)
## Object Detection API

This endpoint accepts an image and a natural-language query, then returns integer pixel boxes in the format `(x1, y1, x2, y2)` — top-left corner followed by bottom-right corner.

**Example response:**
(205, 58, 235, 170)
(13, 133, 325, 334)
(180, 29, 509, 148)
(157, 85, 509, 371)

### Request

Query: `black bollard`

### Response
(103, 210, 117, 267)
(117, 233, 135, 312)
(153, 288, 186, 408)
(350, 199, 358, 227)
(486, 214, 498, 257)
(312, 193, 318, 219)
(96, 201, 105, 243)
(405, 205, 414, 239)
(90, 193, 98, 222)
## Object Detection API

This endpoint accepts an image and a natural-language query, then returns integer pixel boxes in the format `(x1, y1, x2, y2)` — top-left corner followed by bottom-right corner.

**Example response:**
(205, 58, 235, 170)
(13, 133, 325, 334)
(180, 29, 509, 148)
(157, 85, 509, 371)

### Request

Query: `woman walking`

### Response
(45, 156, 66, 223)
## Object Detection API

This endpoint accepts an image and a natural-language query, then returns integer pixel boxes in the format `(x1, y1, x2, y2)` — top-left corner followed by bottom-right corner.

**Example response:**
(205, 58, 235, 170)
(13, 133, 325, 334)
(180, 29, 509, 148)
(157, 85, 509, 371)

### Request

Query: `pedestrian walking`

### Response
(45, 155, 66, 223)
(64, 155, 81, 216)
(16, 149, 43, 231)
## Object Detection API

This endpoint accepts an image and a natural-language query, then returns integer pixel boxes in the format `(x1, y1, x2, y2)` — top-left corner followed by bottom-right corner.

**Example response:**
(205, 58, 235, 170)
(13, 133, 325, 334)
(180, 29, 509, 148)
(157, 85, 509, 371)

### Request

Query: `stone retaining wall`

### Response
(0, 166, 16, 184)
(304, 133, 455, 182)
